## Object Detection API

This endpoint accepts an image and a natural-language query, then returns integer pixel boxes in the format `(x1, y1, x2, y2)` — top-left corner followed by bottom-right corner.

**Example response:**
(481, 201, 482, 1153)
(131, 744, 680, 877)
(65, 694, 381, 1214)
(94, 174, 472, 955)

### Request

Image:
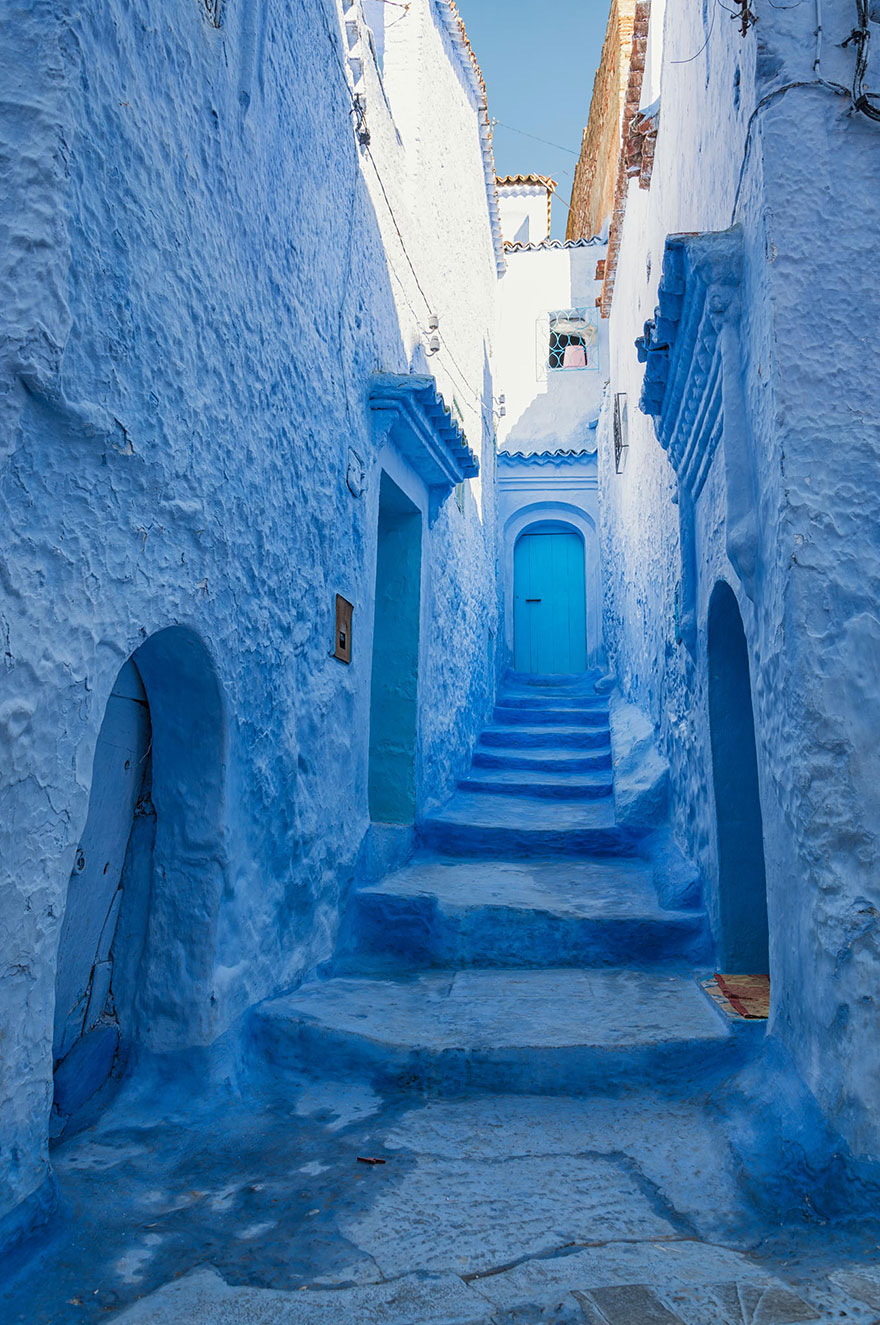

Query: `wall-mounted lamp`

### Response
(613, 392, 628, 474)
(425, 332, 440, 355)
(352, 94, 370, 146)
(427, 313, 440, 332)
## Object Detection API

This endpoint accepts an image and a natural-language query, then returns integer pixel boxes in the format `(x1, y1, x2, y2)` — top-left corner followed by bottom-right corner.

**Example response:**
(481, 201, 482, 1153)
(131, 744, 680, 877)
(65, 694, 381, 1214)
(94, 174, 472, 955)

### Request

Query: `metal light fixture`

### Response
(613, 392, 628, 473)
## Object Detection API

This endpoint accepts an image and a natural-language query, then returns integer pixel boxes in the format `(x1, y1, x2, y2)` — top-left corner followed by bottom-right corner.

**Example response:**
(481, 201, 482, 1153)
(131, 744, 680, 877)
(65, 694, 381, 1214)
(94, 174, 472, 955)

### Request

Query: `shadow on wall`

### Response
(368, 474, 423, 824)
(51, 626, 226, 1139)
(707, 582, 769, 975)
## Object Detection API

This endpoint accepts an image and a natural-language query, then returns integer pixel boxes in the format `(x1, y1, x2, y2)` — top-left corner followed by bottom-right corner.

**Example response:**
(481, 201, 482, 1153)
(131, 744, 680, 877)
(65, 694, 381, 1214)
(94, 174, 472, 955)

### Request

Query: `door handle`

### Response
(525, 598, 542, 603)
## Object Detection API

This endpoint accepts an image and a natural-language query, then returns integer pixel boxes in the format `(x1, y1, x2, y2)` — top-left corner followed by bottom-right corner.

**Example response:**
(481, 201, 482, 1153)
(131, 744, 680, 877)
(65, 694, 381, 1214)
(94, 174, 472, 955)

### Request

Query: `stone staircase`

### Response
(255, 674, 747, 1098)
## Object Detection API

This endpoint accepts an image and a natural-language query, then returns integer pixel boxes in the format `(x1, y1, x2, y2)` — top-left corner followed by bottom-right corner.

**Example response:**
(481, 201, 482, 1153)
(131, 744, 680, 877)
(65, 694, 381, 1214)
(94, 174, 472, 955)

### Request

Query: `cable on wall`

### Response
(315, 0, 499, 436)
(844, 0, 880, 121)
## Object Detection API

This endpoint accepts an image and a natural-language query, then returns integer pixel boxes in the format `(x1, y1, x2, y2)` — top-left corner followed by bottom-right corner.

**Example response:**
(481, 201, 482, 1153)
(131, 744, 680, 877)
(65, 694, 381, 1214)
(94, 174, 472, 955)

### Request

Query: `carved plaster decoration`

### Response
(368, 373, 479, 522)
(636, 227, 761, 653)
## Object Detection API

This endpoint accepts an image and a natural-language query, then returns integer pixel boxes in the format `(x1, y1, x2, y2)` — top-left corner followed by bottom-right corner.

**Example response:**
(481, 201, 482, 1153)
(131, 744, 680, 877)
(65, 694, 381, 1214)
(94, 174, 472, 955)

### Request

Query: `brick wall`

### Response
(565, 0, 637, 243)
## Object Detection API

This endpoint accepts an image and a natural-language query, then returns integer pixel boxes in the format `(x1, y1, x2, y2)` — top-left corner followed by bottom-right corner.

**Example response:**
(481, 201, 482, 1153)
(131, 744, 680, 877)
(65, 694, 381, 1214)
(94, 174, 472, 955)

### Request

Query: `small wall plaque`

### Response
(334, 595, 353, 663)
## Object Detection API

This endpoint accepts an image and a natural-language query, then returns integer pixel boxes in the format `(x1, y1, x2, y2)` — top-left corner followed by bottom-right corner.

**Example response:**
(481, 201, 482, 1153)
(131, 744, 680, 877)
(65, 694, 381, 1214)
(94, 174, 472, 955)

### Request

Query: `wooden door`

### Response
(54, 659, 151, 1064)
(514, 530, 587, 673)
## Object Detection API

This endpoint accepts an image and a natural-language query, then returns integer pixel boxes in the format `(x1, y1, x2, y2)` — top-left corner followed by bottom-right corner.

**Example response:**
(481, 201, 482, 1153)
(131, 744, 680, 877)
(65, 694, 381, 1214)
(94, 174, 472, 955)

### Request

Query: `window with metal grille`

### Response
(547, 308, 599, 372)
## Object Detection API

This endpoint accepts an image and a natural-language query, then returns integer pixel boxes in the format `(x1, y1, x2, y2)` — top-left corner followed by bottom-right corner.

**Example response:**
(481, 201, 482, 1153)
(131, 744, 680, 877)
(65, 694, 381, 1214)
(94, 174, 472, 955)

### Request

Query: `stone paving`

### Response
(5, 676, 880, 1323)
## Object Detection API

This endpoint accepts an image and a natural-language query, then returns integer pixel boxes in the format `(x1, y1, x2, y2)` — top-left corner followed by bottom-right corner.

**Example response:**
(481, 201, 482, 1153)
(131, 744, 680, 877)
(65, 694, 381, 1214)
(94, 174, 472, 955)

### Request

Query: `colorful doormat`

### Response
(712, 973, 770, 1019)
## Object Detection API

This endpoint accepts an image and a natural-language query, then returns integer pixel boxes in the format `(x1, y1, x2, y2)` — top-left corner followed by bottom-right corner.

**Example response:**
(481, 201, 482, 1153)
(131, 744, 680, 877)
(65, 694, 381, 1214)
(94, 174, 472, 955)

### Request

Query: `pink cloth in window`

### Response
(562, 344, 587, 368)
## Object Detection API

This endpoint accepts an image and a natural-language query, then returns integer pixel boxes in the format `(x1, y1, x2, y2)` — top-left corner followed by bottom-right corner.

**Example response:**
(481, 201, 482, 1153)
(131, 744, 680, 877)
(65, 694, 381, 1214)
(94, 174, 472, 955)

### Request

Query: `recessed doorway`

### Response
(707, 580, 770, 973)
(513, 523, 587, 673)
(368, 473, 423, 823)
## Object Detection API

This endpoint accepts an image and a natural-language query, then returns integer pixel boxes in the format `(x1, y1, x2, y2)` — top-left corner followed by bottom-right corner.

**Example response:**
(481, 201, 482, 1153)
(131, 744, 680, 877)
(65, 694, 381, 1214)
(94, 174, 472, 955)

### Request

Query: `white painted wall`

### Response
(496, 243, 608, 453)
(498, 184, 550, 245)
(345, 0, 501, 510)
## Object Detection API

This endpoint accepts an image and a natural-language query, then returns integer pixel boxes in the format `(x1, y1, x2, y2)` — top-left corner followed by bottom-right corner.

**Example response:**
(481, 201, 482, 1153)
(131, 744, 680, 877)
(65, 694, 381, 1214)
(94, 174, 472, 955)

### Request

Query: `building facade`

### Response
(4, 0, 880, 1272)
(0, 0, 501, 1247)
(578, 0, 880, 1158)
(494, 178, 608, 675)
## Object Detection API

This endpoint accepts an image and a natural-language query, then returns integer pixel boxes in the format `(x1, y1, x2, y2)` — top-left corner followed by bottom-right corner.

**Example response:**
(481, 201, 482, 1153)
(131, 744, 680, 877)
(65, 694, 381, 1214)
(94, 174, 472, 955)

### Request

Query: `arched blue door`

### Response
(514, 526, 587, 673)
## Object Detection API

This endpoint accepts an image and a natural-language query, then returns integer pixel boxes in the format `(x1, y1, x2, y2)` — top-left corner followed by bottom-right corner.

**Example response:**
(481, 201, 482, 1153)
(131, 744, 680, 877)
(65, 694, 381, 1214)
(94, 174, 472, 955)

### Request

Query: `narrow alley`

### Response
(2, 0, 880, 1321)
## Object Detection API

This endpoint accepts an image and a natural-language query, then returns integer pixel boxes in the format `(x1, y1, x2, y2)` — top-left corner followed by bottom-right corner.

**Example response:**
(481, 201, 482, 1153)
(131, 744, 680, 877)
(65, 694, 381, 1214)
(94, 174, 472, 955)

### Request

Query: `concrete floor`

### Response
(4, 1061, 880, 1324)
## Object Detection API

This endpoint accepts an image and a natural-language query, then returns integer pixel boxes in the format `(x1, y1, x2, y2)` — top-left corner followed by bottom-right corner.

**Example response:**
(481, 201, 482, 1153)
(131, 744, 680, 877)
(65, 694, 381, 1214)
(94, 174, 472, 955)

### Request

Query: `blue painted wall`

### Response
(599, 0, 880, 1158)
(0, 0, 499, 1241)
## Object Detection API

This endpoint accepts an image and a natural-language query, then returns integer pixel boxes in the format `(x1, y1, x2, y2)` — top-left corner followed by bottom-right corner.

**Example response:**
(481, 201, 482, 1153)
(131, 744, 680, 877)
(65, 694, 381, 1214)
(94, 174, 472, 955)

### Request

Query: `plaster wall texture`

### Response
(497, 185, 550, 246)
(0, 0, 499, 1240)
(495, 244, 608, 454)
(599, 0, 880, 1157)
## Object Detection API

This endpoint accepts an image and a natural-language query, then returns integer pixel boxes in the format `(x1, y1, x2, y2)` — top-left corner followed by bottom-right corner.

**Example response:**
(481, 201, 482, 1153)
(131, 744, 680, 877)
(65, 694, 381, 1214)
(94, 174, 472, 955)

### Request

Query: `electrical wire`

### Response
(315, 0, 499, 434)
(493, 120, 580, 155)
(729, 0, 879, 221)
(846, 0, 880, 122)
(670, 1, 717, 63)
(730, 77, 851, 221)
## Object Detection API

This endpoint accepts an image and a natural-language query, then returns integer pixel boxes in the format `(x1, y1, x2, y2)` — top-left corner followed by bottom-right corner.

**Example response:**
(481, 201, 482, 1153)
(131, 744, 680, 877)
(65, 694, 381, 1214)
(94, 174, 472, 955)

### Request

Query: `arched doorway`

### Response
(52, 627, 225, 1134)
(513, 521, 587, 673)
(707, 581, 769, 973)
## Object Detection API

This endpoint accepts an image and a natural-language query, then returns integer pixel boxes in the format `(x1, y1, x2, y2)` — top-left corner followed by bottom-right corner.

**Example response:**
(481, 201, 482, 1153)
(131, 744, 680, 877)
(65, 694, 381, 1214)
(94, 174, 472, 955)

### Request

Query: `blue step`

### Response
(481, 724, 611, 750)
(457, 769, 613, 800)
(419, 792, 633, 858)
(496, 693, 609, 712)
(338, 857, 711, 972)
(472, 744, 613, 773)
(494, 706, 609, 728)
(254, 969, 740, 1097)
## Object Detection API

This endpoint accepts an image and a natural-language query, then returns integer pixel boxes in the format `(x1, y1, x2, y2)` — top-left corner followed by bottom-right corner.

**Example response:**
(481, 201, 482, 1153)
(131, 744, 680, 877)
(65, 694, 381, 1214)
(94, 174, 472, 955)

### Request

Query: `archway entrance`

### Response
(369, 473, 423, 823)
(707, 581, 769, 973)
(514, 522, 587, 673)
(52, 627, 225, 1134)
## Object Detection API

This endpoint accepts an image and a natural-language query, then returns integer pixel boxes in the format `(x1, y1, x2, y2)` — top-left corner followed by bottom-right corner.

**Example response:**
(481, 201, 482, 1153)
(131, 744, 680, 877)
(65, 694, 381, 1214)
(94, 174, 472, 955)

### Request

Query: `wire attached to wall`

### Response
(844, 0, 880, 121)
(316, 0, 500, 437)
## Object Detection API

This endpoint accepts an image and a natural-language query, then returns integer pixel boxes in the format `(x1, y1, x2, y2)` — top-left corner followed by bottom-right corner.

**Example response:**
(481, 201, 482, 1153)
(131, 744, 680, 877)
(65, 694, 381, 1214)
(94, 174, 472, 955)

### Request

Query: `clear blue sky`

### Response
(459, 0, 611, 238)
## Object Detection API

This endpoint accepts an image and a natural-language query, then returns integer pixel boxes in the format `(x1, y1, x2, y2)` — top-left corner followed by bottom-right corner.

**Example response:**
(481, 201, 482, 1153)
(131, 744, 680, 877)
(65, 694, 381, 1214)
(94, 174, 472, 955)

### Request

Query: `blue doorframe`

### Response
(513, 524, 587, 674)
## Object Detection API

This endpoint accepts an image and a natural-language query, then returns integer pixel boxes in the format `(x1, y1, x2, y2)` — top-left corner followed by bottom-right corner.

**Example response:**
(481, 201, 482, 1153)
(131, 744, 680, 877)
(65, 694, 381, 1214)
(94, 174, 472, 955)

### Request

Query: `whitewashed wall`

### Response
(496, 243, 608, 454)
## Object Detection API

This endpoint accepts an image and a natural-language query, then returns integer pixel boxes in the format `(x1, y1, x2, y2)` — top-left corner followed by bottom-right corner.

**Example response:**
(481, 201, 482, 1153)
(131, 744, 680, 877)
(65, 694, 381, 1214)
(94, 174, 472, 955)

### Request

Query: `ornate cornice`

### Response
(498, 447, 596, 465)
(502, 236, 604, 253)
(369, 374, 479, 514)
(636, 228, 743, 491)
(635, 226, 760, 646)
